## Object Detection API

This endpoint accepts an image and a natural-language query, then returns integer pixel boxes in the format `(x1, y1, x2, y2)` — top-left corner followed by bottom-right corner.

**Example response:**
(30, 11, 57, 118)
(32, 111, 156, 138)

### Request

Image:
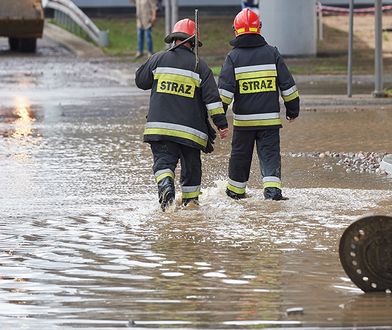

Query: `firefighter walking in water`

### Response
(135, 18, 229, 211)
(218, 9, 300, 201)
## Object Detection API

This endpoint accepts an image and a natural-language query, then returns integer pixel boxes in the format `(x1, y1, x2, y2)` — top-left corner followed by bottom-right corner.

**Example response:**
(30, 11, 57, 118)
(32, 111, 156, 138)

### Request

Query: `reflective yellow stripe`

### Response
(154, 73, 200, 87)
(156, 172, 174, 183)
(263, 181, 282, 189)
(227, 183, 246, 195)
(235, 70, 277, 80)
(233, 118, 282, 127)
(182, 191, 200, 199)
(220, 95, 232, 105)
(208, 107, 225, 116)
(249, 27, 258, 32)
(236, 28, 245, 34)
(282, 90, 299, 102)
(144, 128, 207, 147)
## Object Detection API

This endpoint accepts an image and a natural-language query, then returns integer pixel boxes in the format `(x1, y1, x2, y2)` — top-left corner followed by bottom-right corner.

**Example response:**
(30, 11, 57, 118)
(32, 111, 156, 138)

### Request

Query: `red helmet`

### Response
(233, 8, 261, 37)
(164, 18, 202, 46)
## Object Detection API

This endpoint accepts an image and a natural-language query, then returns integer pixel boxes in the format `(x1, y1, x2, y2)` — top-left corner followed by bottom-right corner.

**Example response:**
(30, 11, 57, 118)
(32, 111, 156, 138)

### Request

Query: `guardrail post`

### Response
(98, 31, 109, 47)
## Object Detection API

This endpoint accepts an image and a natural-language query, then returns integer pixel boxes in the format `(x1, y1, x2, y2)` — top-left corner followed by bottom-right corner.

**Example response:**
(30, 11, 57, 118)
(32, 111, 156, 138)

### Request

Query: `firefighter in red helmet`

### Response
(218, 8, 300, 201)
(136, 18, 229, 211)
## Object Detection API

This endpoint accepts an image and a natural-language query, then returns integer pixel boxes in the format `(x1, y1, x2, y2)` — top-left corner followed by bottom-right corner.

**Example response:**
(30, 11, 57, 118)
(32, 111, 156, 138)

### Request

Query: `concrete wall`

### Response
(260, 0, 317, 56)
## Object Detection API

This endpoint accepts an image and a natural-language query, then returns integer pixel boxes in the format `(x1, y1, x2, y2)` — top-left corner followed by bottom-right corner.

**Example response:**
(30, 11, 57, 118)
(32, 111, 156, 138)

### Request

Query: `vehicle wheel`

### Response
(18, 38, 37, 53)
(8, 38, 19, 51)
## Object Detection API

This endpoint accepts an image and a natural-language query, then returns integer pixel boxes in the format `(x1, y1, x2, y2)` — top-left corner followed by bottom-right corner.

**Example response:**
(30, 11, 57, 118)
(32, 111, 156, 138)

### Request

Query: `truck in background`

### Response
(0, 0, 44, 52)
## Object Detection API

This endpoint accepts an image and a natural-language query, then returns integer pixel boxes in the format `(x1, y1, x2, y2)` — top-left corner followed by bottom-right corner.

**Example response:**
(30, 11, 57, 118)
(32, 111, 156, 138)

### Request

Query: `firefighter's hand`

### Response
(286, 116, 296, 123)
(218, 128, 229, 139)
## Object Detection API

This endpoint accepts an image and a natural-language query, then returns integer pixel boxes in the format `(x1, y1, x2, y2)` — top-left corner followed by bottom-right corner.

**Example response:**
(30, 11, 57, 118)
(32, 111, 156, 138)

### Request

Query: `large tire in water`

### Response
(8, 37, 19, 51)
(18, 38, 37, 53)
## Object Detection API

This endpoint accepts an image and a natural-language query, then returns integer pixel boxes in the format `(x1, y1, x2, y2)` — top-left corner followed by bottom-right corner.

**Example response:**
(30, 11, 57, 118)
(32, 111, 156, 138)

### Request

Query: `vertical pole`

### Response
(347, 0, 354, 98)
(164, 0, 171, 49)
(374, 0, 384, 97)
(171, 0, 178, 30)
(318, 2, 323, 41)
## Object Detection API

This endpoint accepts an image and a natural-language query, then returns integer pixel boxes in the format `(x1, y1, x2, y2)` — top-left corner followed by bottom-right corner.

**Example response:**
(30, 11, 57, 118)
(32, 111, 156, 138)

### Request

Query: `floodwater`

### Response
(1, 42, 392, 329)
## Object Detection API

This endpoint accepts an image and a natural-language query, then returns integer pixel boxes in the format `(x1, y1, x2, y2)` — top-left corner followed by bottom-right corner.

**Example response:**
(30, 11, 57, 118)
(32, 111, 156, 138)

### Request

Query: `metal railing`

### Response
(44, 0, 108, 47)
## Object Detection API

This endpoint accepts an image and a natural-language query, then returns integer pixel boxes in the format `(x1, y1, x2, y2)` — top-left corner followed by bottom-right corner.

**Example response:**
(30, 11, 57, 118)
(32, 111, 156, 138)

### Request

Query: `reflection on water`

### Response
(1, 98, 392, 328)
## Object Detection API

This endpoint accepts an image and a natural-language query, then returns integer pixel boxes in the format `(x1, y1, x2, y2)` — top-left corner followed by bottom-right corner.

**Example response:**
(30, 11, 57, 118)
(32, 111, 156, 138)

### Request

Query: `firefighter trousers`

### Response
(150, 141, 202, 200)
(227, 128, 282, 196)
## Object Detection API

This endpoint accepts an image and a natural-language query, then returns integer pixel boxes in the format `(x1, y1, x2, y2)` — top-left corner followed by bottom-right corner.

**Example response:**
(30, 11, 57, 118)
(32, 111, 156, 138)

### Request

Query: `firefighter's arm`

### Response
(275, 48, 300, 121)
(218, 55, 236, 112)
(135, 54, 159, 90)
(200, 63, 228, 134)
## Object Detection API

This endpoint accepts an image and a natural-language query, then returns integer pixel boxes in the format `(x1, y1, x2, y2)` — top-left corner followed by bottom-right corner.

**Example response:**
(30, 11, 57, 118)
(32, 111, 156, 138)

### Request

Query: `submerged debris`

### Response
(286, 307, 304, 316)
(285, 151, 389, 176)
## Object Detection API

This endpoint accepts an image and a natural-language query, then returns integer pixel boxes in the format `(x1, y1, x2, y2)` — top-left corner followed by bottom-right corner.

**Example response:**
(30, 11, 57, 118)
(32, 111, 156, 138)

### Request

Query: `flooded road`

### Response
(1, 43, 392, 329)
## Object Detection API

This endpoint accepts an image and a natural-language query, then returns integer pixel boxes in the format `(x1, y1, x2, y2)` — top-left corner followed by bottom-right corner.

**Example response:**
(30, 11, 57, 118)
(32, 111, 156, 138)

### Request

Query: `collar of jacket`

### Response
(171, 44, 195, 53)
(230, 34, 268, 48)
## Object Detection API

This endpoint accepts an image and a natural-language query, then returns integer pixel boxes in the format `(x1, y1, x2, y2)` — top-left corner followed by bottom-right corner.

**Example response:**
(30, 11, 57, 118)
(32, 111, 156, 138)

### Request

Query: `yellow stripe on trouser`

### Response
(144, 128, 207, 148)
(182, 191, 200, 199)
(233, 119, 282, 127)
(282, 91, 299, 102)
(263, 181, 282, 189)
(227, 183, 246, 195)
(156, 172, 174, 183)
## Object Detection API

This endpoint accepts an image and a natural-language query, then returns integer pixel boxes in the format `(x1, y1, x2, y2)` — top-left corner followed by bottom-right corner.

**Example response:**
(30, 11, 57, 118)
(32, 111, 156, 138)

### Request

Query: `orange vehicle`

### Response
(0, 0, 44, 52)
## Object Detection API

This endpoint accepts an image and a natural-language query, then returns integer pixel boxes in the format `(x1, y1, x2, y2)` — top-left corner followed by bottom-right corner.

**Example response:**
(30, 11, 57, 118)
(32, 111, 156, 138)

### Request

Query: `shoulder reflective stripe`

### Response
(234, 113, 280, 121)
(236, 70, 277, 80)
(181, 185, 200, 193)
(235, 64, 277, 74)
(228, 178, 247, 188)
(219, 89, 234, 99)
(233, 118, 282, 127)
(206, 102, 223, 110)
(282, 90, 299, 102)
(146, 122, 208, 140)
(154, 67, 201, 82)
(227, 183, 246, 195)
(155, 73, 200, 89)
(281, 85, 298, 96)
(155, 169, 175, 183)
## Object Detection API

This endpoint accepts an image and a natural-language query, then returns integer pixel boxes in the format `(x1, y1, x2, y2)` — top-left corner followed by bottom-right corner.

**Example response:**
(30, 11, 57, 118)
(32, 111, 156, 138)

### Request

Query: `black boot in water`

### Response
(158, 177, 175, 211)
(264, 187, 288, 201)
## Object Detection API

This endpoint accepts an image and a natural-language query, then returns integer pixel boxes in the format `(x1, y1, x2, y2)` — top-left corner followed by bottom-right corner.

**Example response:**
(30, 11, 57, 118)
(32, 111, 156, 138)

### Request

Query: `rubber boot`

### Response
(226, 188, 246, 200)
(158, 177, 175, 211)
(264, 187, 288, 201)
(182, 197, 199, 208)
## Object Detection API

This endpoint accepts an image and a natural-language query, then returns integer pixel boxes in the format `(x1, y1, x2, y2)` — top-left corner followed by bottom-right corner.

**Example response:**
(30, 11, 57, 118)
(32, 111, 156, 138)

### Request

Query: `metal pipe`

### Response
(347, 0, 354, 97)
(164, 0, 171, 49)
(374, 0, 384, 97)
(171, 0, 178, 30)
(318, 1, 323, 41)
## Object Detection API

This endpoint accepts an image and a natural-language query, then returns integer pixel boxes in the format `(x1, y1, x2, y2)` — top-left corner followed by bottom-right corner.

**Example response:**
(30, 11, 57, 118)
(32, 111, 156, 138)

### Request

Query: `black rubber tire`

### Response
(18, 38, 37, 53)
(8, 38, 19, 51)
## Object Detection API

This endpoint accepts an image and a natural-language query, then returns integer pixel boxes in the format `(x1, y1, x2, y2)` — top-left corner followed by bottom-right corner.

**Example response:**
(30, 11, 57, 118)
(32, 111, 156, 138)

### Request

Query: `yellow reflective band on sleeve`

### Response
(282, 90, 299, 102)
(227, 183, 246, 195)
(208, 107, 225, 116)
(233, 118, 282, 127)
(182, 191, 200, 199)
(144, 128, 208, 148)
(156, 172, 174, 183)
(239, 77, 276, 94)
(220, 95, 232, 105)
(263, 181, 282, 189)
(235, 70, 277, 81)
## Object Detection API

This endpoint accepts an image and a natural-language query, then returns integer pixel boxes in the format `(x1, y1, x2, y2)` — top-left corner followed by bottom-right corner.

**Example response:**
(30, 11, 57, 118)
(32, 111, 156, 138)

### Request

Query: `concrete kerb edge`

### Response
(43, 21, 105, 58)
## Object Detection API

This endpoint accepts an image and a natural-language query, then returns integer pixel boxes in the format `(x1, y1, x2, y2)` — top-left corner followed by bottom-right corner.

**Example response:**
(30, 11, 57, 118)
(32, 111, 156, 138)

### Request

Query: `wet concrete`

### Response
(1, 39, 392, 329)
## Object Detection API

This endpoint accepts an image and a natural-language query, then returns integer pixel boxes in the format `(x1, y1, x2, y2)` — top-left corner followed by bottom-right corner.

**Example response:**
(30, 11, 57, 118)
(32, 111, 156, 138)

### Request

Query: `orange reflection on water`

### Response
(12, 96, 35, 138)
